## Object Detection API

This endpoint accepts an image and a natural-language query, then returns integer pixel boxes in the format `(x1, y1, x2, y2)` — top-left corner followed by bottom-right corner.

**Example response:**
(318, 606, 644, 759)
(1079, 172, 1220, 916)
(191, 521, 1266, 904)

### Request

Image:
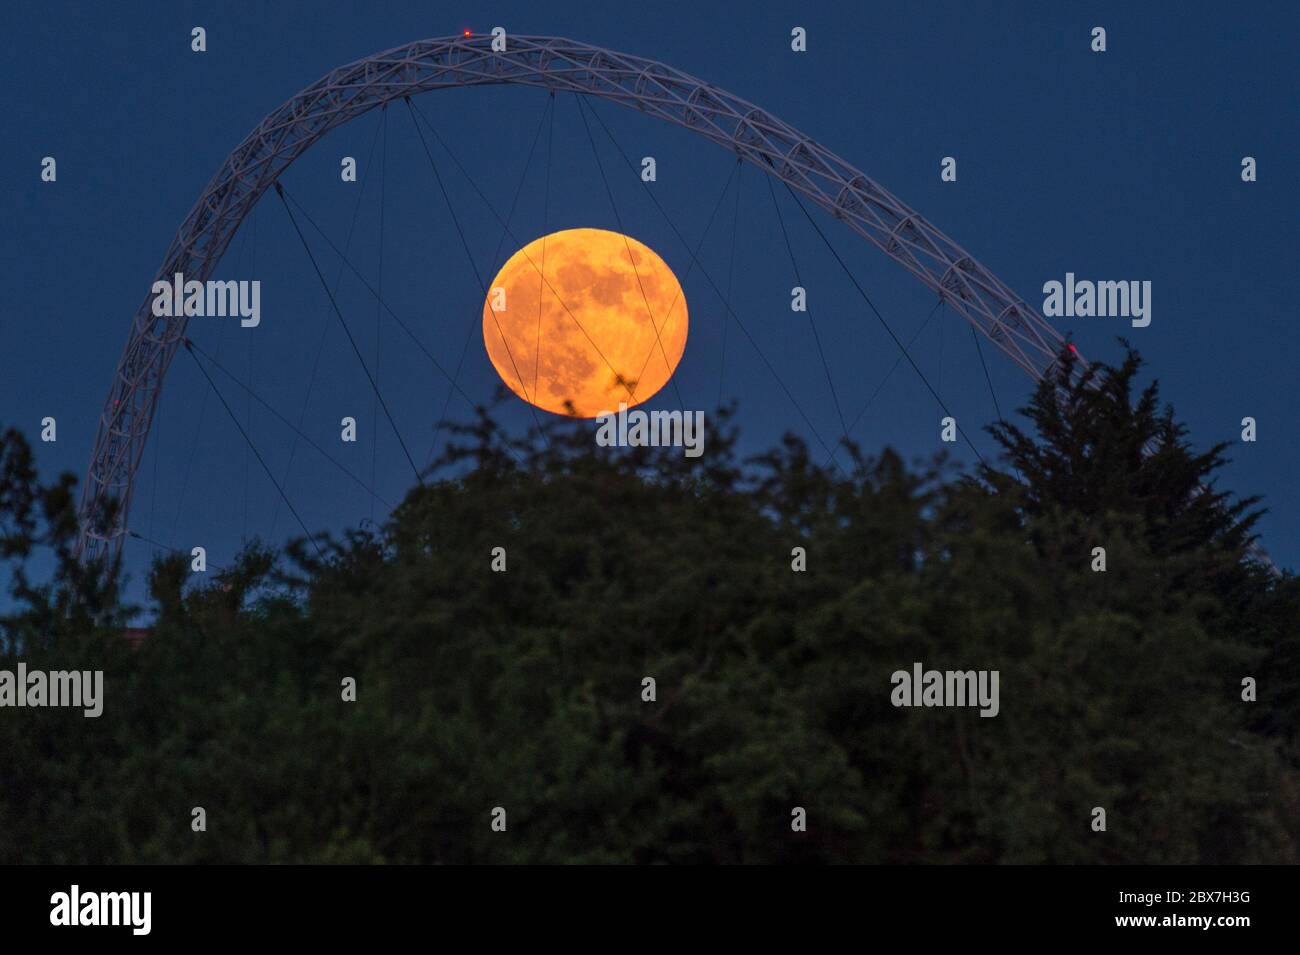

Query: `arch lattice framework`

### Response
(79, 33, 1073, 562)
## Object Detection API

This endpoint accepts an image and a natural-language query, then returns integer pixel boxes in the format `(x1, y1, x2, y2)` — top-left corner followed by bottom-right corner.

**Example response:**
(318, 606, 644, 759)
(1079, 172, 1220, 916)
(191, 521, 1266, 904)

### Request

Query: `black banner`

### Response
(0, 864, 1286, 941)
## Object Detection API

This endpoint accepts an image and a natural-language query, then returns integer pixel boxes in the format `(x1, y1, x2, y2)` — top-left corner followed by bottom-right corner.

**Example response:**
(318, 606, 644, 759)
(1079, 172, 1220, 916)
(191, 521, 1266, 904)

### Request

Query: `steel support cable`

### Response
(276, 189, 525, 471)
(401, 98, 547, 445)
(821, 297, 943, 469)
(127, 529, 227, 574)
(149, 403, 160, 556)
(78, 36, 1276, 573)
(163, 217, 255, 550)
(580, 98, 844, 472)
(181, 341, 325, 560)
(718, 162, 743, 408)
(243, 210, 257, 543)
(186, 338, 395, 511)
(417, 89, 736, 428)
(423, 93, 556, 469)
(971, 322, 1006, 425)
(782, 182, 986, 466)
(764, 172, 852, 445)
(274, 182, 425, 487)
(623, 157, 742, 405)
(69, 36, 1091, 563)
(969, 321, 1024, 482)
(275, 185, 503, 426)
(163, 221, 255, 551)
(573, 93, 685, 409)
(405, 97, 642, 409)
(272, 106, 386, 539)
(533, 94, 556, 405)
(170, 290, 233, 542)
(371, 106, 388, 520)
(168, 223, 258, 545)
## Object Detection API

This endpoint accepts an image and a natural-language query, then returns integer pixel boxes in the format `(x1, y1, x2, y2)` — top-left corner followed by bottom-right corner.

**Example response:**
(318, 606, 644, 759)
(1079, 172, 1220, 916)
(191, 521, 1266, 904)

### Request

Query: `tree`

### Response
(0, 348, 1296, 864)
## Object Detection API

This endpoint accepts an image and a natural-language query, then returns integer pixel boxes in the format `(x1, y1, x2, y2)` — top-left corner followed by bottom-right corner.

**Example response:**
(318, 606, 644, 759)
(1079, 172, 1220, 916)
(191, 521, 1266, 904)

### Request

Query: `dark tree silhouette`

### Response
(1, 349, 1297, 864)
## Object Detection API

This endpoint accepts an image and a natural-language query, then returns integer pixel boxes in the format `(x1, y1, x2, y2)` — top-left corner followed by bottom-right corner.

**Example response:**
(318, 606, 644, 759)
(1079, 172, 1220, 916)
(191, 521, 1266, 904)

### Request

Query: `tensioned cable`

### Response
(243, 206, 257, 543)
(411, 93, 738, 426)
(272, 105, 384, 539)
(170, 338, 220, 540)
(182, 340, 325, 559)
(422, 93, 556, 469)
(170, 229, 243, 543)
(405, 96, 641, 409)
(822, 297, 943, 469)
(533, 93, 556, 406)
(970, 323, 1005, 425)
(162, 214, 250, 548)
(274, 182, 425, 487)
(969, 322, 1019, 480)
(275, 187, 525, 469)
(629, 155, 743, 400)
(718, 162, 743, 408)
(573, 93, 685, 409)
(149, 397, 160, 557)
(426, 90, 737, 419)
(275, 185, 504, 422)
(580, 98, 844, 471)
(186, 337, 395, 511)
(371, 105, 388, 521)
(127, 529, 227, 574)
(402, 97, 547, 443)
(764, 173, 851, 445)
(781, 182, 986, 466)
(937, 289, 946, 400)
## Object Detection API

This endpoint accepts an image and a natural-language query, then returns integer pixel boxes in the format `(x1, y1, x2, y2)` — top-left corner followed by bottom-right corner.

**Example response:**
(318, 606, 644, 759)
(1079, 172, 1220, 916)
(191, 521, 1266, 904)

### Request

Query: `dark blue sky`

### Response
(3, 0, 1297, 602)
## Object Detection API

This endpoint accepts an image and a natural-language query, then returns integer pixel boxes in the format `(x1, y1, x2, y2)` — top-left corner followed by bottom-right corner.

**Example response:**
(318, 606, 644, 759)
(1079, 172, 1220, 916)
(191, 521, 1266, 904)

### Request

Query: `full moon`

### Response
(482, 227, 688, 418)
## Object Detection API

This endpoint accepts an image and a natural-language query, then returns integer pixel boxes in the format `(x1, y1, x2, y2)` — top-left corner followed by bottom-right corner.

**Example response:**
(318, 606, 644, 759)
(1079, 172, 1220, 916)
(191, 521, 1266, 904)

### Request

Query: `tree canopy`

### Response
(1, 347, 1296, 864)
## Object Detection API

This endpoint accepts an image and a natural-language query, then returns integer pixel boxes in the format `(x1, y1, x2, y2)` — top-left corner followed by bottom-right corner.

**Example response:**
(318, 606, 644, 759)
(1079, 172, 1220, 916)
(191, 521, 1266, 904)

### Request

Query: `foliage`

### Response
(1, 350, 1297, 864)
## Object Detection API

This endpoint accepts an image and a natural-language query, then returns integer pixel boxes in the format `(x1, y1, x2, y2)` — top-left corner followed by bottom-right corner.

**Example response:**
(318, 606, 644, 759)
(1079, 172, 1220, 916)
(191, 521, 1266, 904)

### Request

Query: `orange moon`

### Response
(482, 227, 688, 418)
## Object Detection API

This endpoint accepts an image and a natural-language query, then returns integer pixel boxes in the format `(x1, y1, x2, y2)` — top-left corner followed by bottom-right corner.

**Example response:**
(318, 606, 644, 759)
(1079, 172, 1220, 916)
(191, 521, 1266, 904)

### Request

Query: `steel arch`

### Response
(79, 33, 1073, 562)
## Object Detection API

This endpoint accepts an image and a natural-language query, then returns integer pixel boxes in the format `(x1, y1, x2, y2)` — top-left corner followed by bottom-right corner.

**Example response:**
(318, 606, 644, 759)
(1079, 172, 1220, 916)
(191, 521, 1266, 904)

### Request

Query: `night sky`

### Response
(3, 0, 1297, 605)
